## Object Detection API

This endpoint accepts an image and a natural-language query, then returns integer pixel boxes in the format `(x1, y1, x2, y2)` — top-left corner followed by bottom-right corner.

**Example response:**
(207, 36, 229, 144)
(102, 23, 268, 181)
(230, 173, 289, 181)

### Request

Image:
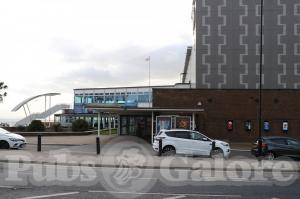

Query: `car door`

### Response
(189, 131, 212, 156)
(286, 139, 300, 157)
(173, 131, 192, 154)
(270, 138, 289, 156)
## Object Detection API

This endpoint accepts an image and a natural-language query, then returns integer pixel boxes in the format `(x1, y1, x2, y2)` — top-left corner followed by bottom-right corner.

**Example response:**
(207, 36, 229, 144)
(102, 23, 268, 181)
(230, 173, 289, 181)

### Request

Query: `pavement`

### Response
(0, 135, 299, 172)
(1, 135, 300, 199)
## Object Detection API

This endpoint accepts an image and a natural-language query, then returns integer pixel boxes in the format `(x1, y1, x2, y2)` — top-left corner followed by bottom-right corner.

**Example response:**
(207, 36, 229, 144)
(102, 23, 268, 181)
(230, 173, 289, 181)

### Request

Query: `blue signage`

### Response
(263, 121, 270, 132)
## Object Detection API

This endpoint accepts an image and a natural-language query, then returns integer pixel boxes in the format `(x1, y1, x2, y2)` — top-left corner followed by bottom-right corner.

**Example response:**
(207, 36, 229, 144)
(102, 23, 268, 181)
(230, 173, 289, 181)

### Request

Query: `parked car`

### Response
(153, 129, 231, 158)
(0, 127, 26, 149)
(251, 136, 300, 160)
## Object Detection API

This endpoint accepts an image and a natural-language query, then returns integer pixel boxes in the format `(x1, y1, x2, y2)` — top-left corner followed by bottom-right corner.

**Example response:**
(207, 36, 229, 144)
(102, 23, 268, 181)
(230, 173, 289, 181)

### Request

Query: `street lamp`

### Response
(146, 56, 151, 107)
(258, 0, 264, 156)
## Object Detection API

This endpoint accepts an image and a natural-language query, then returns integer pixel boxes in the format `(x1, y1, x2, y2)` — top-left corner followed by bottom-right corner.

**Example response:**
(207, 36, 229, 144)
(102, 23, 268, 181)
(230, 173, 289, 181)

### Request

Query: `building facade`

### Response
(183, 0, 300, 89)
(153, 88, 300, 141)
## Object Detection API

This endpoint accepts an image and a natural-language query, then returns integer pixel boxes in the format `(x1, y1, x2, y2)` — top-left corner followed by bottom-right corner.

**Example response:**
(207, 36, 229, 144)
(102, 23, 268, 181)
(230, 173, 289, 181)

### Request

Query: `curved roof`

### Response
(12, 93, 60, 112)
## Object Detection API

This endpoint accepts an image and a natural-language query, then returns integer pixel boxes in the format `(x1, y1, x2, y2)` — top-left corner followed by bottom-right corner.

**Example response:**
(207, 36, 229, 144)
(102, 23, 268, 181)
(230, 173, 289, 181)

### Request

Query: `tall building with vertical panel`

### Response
(183, 0, 300, 89)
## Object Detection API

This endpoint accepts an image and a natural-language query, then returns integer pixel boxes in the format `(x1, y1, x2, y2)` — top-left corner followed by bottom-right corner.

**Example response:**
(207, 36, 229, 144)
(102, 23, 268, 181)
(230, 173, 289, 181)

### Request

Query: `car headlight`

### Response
(221, 142, 229, 147)
(9, 138, 23, 142)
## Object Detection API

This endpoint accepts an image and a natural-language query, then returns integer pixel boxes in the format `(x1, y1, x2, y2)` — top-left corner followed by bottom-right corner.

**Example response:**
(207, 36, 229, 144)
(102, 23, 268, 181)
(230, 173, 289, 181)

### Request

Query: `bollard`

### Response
(96, 137, 100, 155)
(37, 134, 41, 152)
(158, 138, 162, 156)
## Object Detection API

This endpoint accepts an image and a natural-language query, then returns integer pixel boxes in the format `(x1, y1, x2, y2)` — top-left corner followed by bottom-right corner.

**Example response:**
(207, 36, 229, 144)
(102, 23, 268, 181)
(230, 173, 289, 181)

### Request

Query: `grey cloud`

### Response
(49, 42, 188, 92)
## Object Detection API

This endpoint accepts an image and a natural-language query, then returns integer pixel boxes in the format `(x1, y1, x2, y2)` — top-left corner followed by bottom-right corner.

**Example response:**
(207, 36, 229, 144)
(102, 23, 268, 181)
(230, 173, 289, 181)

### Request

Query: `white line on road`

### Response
(16, 192, 80, 199)
(164, 195, 186, 199)
(88, 190, 241, 198)
(231, 149, 251, 152)
(0, 185, 14, 189)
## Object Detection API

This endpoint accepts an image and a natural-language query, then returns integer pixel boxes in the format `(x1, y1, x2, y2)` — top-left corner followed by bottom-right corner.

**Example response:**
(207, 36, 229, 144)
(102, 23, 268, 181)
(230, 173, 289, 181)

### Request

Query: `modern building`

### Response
(56, 0, 300, 142)
(183, 0, 300, 89)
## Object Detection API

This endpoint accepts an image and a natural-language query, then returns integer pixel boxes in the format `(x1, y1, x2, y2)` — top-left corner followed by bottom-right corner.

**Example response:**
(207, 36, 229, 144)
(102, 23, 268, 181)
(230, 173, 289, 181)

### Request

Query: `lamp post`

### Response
(146, 56, 151, 107)
(258, 0, 264, 156)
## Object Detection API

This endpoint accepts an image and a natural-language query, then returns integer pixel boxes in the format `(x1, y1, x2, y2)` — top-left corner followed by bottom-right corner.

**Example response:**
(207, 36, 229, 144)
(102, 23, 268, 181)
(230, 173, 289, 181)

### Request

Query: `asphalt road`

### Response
(0, 162, 299, 199)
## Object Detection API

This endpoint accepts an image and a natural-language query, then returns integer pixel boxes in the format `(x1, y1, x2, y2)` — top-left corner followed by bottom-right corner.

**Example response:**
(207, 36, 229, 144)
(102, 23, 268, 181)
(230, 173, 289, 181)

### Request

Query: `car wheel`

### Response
(162, 146, 176, 156)
(211, 148, 224, 159)
(0, 141, 10, 149)
(266, 152, 275, 160)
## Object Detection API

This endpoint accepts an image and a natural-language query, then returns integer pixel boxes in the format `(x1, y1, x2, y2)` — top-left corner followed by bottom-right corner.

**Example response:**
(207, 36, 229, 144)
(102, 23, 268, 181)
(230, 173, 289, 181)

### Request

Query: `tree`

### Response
(27, 120, 45, 132)
(0, 82, 8, 102)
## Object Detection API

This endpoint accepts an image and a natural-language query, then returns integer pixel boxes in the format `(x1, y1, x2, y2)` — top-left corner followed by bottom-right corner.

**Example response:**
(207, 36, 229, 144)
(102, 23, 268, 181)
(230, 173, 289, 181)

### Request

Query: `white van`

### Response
(0, 127, 26, 149)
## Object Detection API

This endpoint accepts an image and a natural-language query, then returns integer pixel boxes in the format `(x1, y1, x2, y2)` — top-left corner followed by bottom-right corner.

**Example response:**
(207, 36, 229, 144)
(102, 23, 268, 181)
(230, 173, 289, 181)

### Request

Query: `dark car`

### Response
(251, 136, 300, 160)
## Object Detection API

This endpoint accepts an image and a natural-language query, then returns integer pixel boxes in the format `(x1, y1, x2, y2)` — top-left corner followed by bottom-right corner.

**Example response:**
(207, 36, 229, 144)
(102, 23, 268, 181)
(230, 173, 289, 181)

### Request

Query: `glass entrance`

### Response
(120, 116, 151, 142)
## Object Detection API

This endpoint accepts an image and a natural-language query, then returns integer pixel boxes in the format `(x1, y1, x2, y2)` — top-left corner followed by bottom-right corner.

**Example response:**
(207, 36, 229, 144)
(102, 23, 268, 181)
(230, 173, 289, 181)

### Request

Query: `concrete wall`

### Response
(153, 88, 300, 142)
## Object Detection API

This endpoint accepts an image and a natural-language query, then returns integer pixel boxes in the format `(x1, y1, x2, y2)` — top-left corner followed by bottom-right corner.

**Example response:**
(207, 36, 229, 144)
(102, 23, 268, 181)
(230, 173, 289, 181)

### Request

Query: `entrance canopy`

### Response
(86, 103, 204, 143)
(85, 103, 204, 114)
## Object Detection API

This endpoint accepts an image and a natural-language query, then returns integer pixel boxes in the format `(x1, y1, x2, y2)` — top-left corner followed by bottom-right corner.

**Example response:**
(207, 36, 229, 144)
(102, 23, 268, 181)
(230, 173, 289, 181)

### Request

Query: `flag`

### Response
(145, 56, 150, 61)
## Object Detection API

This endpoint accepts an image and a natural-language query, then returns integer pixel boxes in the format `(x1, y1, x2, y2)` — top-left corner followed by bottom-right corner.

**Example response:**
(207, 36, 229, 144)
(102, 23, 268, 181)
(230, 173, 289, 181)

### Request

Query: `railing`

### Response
(15, 104, 70, 126)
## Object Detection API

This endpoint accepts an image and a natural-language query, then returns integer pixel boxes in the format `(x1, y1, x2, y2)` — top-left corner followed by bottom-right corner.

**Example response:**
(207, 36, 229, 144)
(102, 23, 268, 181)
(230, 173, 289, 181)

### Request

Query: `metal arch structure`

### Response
(12, 93, 61, 126)
(12, 93, 60, 112)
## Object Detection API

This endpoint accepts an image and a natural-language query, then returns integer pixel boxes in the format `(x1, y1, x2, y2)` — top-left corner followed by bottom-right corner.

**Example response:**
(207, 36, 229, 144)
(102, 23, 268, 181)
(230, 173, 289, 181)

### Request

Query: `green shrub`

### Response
(72, 119, 88, 132)
(16, 125, 27, 132)
(27, 120, 45, 132)
(53, 123, 62, 132)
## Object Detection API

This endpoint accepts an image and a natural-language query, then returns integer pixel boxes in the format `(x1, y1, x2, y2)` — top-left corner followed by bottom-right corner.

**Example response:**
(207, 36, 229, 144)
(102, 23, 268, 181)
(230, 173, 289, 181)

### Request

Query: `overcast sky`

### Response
(0, 0, 193, 122)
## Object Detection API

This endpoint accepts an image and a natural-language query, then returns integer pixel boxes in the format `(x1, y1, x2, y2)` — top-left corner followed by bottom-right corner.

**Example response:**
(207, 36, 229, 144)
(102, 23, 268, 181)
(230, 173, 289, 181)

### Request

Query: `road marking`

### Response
(88, 190, 241, 198)
(0, 185, 14, 189)
(16, 192, 80, 199)
(231, 149, 251, 152)
(164, 195, 186, 199)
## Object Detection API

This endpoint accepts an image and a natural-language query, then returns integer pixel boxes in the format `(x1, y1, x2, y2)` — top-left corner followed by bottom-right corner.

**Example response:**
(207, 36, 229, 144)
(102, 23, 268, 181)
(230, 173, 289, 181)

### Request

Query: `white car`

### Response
(153, 129, 230, 158)
(0, 127, 26, 149)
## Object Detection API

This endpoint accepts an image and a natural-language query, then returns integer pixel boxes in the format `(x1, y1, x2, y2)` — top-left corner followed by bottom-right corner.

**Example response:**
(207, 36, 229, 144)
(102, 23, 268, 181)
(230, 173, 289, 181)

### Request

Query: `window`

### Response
(84, 96, 93, 104)
(74, 96, 83, 104)
(165, 131, 175, 137)
(287, 139, 300, 146)
(271, 138, 287, 145)
(190, 132, 205, 140)
(94, 96, 104, 103)
(174, 131, 190, 139)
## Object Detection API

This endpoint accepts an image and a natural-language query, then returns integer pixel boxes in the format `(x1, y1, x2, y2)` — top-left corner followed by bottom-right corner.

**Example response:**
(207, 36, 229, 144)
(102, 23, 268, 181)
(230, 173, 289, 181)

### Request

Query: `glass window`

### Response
(105, 95, 115, 103)
(94, 96, 104, 103)
(190, 132, 205, 140)
(287, 139, 300, 146)
(271, 138, 287, 145)
(74, 96, 83, 104)
(116, 95, 125, 103)
(127, 94, 138, 102)
(138, 94, 149, 102)
(175, 131, 190, 139)
(84, 96, 93, 104)
(165, 131, 175, 137)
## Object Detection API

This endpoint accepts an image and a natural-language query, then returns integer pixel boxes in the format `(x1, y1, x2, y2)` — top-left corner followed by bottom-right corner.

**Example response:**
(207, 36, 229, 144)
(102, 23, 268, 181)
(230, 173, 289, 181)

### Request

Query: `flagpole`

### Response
(148, 56, 151, 107)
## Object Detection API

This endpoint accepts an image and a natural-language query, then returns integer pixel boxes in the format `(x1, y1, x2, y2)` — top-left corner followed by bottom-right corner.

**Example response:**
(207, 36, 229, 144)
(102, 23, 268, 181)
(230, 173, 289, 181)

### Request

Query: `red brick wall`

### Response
(153, 89, 300, 142)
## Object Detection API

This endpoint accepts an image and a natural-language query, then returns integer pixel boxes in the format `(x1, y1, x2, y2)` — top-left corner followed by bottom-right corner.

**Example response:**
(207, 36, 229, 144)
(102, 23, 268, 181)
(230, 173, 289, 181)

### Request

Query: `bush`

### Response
(27, 120, 45, 132)
(53, 123, 63, 132)
(16, 125, 27, 132)
(72, 119, 88, 132)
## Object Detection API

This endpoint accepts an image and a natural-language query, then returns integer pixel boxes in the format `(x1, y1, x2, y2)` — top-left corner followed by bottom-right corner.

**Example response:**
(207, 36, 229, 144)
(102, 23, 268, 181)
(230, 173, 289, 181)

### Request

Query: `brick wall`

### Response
(153, 89, 300, 142)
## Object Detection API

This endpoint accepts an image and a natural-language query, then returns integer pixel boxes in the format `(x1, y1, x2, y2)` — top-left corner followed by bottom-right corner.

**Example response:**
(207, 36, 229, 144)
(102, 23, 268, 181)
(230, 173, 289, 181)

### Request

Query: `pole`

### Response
(37, 134, 41, 152)
(258, 0, 264, 156)
(97, 112, 100, 155)
(149, 56, 151, 107)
